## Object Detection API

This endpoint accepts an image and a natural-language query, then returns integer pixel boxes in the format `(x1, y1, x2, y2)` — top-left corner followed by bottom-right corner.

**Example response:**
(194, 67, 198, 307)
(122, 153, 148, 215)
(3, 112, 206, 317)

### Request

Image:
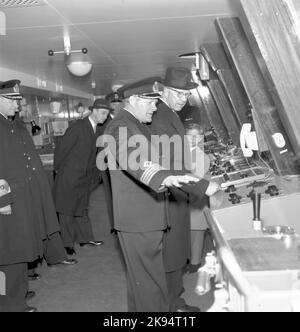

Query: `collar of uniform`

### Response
(123, 108, 142, 123)
(88, 115, 97, 132)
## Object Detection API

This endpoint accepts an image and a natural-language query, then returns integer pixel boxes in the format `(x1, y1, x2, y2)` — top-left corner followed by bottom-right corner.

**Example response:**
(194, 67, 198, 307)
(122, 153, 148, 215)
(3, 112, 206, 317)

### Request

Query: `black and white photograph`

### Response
(1, 0, 300, 314)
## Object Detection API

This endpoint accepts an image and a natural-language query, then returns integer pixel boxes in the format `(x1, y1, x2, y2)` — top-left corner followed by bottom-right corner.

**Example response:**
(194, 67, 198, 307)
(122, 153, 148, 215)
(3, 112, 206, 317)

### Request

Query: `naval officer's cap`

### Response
(0, 80, 22, 100)
(117, 76, 162, 99)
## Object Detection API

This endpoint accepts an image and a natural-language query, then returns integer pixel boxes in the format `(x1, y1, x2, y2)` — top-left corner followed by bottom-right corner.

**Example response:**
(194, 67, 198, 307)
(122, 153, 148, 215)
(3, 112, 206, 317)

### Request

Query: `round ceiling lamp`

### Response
(48, 35, 92, 76)
(67, 61, 92, 76)
(66, 52, 92, 76)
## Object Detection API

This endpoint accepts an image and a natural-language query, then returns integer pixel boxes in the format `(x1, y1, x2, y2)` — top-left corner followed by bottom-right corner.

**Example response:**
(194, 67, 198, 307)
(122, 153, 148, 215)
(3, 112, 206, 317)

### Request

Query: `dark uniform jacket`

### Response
(96, 115, 114, 229)
(149, 101, 209, 272)
(0, 114, 60, 265)
(53, 117, 102, 217)
(102, 110, 172, 232)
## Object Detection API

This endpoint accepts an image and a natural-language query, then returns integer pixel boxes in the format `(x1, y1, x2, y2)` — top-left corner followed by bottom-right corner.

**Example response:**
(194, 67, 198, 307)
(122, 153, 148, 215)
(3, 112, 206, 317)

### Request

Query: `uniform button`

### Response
(26, 165, 29, 168)
(10, 130, 14, 134)
(32, 168, 36, 171)
(28, 157, 31, 160)
(28, 177, 32, 181)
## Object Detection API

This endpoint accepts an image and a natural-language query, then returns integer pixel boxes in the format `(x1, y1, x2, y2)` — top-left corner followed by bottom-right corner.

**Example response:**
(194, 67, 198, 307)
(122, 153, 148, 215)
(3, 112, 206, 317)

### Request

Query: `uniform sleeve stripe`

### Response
(141, 163, 165, 185)
(141, 165, 160, 184)
(143, 168, 160, 185)
(141, 164, 159, 181)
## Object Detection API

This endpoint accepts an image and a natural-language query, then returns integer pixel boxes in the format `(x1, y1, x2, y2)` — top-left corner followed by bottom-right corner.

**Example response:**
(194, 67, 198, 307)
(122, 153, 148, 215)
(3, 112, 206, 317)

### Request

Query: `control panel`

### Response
(208, 147, 271, 190)
(205, 144, 283, 208)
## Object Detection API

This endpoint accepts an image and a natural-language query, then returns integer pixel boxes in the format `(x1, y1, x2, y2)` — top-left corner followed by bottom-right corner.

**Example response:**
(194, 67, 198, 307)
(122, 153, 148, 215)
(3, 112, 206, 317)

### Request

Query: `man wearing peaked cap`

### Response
(148, 67, 220, 312)
(0, 80, 75, 312)
(0, 80, 22, 100)
(101, 76, 202, 311)
(117, 76, 162, 100)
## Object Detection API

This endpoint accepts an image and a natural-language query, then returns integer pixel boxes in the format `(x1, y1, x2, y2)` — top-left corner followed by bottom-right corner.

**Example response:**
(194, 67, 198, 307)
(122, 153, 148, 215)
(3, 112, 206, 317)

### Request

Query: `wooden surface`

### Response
(199, 84, 229, 142)
(216, 17, 298, 175)
(241, 0, 300, 161)
(207, 79, 240, 145)
(229, 237, 300, 272)
(217, 69, 249, 126)
(201, 43, 250, 127)
(201, 43, 231, 71)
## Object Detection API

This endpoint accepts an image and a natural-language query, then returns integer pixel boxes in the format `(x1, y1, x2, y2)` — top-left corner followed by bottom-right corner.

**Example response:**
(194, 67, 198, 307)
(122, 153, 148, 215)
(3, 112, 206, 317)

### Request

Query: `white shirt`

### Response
(88, 115, 97, 133)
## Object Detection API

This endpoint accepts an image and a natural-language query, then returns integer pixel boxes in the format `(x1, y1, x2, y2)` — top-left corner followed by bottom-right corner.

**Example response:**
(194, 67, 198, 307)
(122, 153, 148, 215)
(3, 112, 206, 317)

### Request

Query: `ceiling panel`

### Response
(3, 4, 63, 29)
(79, 16, 218, 56)
(45, 0, 240, 23)
(0, 0, 242, 96)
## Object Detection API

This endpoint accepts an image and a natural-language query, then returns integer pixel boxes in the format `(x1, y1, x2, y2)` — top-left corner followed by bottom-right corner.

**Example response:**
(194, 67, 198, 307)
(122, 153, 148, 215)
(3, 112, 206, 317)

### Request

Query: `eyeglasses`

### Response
(167, 87, 192, 99)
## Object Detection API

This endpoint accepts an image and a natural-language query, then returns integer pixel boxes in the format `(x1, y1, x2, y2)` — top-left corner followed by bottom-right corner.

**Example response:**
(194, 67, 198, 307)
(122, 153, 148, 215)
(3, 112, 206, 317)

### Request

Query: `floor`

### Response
(27, 184, 220, 312)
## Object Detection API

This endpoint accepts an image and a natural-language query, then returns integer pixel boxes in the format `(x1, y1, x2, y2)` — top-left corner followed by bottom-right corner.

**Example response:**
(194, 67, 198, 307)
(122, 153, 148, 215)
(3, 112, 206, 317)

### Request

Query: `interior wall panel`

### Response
(216, 17, 298, 175)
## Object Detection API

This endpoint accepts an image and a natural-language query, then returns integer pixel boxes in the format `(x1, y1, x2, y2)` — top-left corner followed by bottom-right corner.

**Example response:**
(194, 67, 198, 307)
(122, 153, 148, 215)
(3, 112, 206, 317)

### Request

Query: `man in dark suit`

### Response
(53, 99, 111, 255)
(0, 80, 71, 312)
(149, 67, 220, 312)
(100, 78, 214, 312)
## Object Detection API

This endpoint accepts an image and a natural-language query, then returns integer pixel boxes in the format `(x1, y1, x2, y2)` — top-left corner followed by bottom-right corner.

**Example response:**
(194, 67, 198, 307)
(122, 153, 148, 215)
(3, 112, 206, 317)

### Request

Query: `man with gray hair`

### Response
(149, 67, 220, 312)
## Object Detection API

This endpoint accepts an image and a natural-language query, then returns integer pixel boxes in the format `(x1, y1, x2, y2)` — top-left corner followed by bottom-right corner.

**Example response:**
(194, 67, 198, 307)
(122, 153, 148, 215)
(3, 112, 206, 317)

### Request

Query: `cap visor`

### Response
(2, 95, 22, 100)
(138, 93, 161, 99)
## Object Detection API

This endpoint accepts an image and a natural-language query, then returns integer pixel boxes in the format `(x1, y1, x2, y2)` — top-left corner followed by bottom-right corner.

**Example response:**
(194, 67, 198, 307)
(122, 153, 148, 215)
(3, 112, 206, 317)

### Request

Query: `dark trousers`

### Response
(0, 263, 28, 312)
(118, 231, 169, 312)
(28, 232, 68, 273)
(166, 268, 186, 311)
(58, 211, 95, 248)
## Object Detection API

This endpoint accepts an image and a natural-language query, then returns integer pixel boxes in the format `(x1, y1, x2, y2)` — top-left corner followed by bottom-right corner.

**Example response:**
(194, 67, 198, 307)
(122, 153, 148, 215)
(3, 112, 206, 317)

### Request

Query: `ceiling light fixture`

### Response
(48, 35, 92, 77)
(65, 53, 92, 77)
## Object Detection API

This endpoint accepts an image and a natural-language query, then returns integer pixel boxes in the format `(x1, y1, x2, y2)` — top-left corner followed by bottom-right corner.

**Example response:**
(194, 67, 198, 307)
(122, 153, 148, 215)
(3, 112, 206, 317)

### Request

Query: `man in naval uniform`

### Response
(101, 78, 214, 312)
(0, 80, 71, 312)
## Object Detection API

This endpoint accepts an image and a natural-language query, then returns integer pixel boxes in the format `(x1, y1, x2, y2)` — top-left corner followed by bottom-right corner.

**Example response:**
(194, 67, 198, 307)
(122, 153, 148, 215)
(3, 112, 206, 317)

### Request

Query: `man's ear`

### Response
(128, 95, 138, 107)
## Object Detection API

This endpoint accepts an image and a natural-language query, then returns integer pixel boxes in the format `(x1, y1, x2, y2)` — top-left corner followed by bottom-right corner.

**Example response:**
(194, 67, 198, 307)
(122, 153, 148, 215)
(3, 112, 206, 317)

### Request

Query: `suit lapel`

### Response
(158, 102, 185, 136)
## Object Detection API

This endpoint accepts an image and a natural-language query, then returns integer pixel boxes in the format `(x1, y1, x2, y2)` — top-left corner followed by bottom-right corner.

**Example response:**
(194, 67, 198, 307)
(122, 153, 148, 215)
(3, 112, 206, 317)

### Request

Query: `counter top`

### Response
(228, 237, 300, 272)
(207, 175, 300, 273)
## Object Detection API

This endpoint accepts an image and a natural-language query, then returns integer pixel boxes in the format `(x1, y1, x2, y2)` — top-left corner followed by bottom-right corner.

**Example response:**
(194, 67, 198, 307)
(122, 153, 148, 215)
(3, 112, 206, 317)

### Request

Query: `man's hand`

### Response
(162, 175, 200, 188)
(0, 180, 12, 215)
(0, 179, 10, 196)
(205, 181, 221, 196)
(0, 205, 12, 215)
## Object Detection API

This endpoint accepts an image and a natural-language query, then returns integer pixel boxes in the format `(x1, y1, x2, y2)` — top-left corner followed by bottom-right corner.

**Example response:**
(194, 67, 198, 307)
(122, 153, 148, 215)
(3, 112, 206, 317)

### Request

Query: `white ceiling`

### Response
(0, 0, 242, 97)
